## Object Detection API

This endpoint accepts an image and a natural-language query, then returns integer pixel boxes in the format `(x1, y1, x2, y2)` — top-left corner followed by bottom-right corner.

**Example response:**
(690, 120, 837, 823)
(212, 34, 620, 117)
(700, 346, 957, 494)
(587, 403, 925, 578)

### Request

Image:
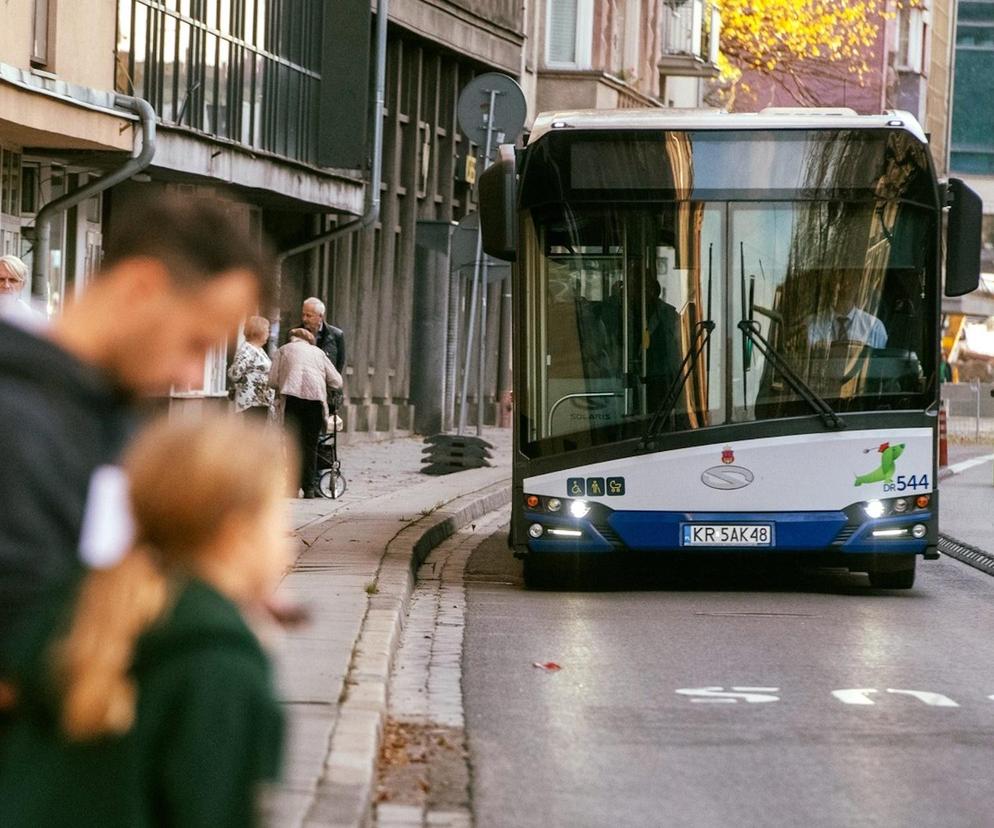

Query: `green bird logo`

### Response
(854, 442, 905, 487)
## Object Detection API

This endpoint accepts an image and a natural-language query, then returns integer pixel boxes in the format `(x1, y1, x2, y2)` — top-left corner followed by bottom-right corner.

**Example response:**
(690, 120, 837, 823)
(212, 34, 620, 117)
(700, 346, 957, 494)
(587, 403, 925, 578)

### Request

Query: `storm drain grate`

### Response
(938, 534, 994, 577)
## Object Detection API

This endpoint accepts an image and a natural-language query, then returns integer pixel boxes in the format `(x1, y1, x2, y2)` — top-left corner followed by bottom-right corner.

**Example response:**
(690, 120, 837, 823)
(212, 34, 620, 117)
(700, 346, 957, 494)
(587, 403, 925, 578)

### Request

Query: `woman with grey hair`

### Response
(227, 315, 275, 418)
(0, 256, 41, 327)
(269, 328, 343, 497)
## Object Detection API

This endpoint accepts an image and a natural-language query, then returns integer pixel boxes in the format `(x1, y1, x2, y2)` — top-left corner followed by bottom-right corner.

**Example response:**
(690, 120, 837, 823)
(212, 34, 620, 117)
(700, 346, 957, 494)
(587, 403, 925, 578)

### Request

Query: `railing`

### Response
(941, 381, 994, 441)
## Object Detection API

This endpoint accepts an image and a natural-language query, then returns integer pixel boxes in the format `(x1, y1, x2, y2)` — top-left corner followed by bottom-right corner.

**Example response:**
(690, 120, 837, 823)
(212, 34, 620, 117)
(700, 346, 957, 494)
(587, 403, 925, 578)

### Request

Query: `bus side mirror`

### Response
(945, 178, 983, 297)
(479, 144, 517, 262)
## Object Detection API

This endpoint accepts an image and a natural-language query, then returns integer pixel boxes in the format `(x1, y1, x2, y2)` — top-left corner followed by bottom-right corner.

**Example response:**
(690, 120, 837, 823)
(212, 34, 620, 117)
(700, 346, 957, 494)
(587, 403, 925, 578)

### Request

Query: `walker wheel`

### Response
(318, 469, 347, 499)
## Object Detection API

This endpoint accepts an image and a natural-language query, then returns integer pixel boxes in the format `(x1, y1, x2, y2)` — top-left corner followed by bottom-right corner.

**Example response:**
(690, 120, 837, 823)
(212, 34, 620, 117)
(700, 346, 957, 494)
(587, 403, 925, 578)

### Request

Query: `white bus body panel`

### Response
(523, 428, 934, 512)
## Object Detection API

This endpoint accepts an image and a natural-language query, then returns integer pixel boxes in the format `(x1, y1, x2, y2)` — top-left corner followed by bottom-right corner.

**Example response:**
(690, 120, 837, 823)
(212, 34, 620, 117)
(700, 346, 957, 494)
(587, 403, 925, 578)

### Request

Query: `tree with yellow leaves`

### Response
(712, 0, 913, 108)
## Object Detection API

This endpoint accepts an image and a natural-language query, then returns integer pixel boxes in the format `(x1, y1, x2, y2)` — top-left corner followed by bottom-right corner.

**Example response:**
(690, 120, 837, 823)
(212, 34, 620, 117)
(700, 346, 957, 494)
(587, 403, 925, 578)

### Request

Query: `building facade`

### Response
(2, 1, 727, 438)
(523, 0, 719, 115)
(949, 0, 994, 278)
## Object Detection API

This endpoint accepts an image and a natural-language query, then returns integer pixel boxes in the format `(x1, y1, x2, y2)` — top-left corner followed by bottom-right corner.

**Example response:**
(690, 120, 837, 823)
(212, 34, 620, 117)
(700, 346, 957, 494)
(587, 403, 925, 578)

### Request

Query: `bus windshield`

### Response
(520, 197, 937, 457)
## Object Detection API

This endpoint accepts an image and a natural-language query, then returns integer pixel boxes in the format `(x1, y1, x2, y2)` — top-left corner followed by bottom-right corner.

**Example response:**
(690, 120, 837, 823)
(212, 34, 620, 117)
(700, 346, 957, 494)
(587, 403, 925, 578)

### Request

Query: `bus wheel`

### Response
(868, 556, 916, 589)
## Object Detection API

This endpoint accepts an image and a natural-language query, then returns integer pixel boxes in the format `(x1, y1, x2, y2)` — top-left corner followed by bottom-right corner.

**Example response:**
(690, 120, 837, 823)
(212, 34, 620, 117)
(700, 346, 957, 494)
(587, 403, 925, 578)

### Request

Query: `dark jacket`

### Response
(311, 321, 345, 375)
(0, 577, 284, 828)
(0, 321, 132, 665)
(308, 321, 346, 410)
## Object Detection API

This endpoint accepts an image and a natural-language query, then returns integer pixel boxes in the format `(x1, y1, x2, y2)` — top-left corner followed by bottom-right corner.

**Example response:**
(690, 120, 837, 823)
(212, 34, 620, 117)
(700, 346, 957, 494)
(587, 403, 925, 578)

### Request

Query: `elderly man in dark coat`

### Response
(300, 297, 346, 412)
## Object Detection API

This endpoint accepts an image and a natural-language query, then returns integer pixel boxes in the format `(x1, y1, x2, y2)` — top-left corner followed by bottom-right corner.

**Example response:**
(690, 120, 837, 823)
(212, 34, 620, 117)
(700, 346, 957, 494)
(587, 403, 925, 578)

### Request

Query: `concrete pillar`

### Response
(410, 220, 453, 435)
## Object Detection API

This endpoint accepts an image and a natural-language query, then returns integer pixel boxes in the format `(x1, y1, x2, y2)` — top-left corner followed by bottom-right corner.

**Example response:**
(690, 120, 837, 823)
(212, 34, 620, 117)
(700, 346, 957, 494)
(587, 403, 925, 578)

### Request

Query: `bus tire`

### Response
(868, 557, 916, 589)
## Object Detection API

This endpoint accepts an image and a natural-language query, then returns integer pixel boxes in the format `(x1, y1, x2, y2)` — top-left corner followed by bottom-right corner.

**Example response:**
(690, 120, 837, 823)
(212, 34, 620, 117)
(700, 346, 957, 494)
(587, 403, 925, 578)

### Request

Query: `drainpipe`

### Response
(273, 0, 389, 288)
(30, 94, 156, 304)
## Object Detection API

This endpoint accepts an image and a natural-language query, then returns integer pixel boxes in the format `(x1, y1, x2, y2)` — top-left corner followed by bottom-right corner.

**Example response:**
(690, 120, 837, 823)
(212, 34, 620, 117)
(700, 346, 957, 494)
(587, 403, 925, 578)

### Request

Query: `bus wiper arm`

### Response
(737, 319, 846, 430)
(641, 320, 716, 450)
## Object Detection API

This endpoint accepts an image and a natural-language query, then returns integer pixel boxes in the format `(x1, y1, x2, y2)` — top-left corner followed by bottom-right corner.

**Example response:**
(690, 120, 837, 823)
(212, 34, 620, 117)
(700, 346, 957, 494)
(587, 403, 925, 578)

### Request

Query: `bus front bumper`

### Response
(521, 504, 936, 557)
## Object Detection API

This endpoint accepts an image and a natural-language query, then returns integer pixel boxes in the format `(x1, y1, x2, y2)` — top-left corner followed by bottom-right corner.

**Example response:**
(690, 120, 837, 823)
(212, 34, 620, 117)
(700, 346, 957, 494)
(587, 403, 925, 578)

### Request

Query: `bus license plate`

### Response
(681, 523, 774, 547)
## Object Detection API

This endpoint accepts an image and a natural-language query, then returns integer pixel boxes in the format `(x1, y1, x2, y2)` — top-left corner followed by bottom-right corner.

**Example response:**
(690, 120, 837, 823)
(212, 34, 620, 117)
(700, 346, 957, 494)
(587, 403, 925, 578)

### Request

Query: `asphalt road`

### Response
(462, 535, 994, 828)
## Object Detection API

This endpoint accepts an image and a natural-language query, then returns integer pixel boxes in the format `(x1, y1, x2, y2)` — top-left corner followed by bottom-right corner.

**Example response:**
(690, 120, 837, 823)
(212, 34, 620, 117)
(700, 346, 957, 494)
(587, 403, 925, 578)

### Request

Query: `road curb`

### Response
(303, 477, 510, 827)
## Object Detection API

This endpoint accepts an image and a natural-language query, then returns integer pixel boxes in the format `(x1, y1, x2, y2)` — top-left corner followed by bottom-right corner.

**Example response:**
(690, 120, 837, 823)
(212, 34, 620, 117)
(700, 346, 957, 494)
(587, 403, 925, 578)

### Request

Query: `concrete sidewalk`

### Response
(266, 429, 511, 828)
(938, 443, 994, 553)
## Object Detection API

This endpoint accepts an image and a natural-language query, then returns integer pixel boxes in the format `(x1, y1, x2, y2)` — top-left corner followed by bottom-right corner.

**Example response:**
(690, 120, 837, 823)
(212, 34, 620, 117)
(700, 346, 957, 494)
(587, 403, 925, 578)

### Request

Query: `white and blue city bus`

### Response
(479, 108, 983, 589)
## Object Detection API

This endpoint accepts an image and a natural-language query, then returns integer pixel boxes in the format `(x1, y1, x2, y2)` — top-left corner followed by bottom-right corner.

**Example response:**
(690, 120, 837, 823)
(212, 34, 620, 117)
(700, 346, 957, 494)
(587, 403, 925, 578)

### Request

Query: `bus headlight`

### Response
(893, 498, 909, 513)
(911, 523, 927, 539)
(547, 498, 562, 512)
(528, 523, 544, 539)
(864, 500, 886, 519)
(569, 500, 590, 518)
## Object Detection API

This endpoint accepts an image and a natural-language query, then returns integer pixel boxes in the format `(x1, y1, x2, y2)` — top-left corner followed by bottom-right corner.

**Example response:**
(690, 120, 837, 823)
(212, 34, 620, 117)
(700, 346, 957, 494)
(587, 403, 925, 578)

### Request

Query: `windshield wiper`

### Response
(640, 319, 716, 451)
(737, 319, 846, 430)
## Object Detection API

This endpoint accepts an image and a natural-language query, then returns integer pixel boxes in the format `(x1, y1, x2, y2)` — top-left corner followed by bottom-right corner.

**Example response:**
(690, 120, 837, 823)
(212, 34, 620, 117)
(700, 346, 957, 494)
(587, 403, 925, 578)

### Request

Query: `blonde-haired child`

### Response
(0, 414, 296, 827)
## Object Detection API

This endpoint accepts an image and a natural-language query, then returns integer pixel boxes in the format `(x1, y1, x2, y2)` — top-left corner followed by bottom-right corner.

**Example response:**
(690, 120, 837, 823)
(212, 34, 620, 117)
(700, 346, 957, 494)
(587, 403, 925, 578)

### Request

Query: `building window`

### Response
(950, 1, 994, 175)
(546, 0, 593, 68)
(31, 0, 54, 68)
(663, 0, 711, 61)
(895, 6, 926, 73)
(116, 0, 324, 164)
(0, 148, 22, 218)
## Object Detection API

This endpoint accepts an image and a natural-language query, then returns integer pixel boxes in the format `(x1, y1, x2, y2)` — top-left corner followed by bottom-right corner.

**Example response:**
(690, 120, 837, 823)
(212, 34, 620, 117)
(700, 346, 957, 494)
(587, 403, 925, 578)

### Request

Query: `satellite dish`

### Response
(457, 73, 527, 159)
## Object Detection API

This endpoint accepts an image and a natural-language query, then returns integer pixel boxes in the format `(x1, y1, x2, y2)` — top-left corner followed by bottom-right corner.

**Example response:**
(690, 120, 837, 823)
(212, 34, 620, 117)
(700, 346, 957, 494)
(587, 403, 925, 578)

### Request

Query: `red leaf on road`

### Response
(532, 661, 562, 672)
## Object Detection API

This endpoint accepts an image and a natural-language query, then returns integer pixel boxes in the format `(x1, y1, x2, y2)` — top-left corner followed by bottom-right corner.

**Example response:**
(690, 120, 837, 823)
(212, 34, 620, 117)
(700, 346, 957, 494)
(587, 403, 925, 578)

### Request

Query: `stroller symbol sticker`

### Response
(607, 477, 625, 496)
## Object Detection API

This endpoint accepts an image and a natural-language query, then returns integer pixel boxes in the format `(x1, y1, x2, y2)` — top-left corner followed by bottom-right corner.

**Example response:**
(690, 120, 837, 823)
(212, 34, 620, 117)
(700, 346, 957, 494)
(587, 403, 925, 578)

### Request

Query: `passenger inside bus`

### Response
(642, 278, 684, 412)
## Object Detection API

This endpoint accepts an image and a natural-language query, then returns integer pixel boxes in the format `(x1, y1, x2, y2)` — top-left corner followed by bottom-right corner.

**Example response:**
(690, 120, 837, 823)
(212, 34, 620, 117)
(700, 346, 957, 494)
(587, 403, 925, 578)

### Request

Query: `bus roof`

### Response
(528, 108, 928, 146)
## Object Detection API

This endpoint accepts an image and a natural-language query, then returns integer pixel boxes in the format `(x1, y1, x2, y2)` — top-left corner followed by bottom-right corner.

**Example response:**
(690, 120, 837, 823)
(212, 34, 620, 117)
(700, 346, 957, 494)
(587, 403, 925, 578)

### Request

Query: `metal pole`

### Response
(476, 89, 498, 436)
(457, 246, 481, 435)
(975, 380, 981, 440)
(457, 87, 498, 435)
(476, 251, 490, 436)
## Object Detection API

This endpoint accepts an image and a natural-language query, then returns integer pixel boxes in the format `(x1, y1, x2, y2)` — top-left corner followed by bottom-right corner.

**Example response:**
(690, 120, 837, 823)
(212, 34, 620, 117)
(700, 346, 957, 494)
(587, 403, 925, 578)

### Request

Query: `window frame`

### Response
(31, 0, 55, 69)
(544, 0, 593, 69)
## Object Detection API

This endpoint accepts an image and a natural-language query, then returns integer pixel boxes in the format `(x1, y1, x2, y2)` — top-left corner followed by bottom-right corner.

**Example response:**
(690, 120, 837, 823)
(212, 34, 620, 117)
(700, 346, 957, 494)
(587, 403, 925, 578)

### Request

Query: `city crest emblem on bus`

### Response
(721, 446, 734, 465)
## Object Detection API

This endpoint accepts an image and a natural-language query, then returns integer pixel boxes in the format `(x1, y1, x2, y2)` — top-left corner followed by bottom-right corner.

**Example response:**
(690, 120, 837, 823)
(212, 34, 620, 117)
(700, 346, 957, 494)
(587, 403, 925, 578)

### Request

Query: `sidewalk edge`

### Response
(302, 476, 510, 827)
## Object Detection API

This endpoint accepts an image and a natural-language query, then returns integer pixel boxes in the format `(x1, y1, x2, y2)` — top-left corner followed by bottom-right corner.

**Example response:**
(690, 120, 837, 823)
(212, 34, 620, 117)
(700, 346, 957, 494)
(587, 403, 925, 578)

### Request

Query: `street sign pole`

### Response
(476, 88, 498, 436)
(457, 87, 498, 436)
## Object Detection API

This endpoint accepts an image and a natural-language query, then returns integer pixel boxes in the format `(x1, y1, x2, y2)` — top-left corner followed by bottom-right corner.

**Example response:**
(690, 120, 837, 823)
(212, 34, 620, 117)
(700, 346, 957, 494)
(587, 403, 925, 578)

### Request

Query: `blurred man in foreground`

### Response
(0, 195, 273, 683)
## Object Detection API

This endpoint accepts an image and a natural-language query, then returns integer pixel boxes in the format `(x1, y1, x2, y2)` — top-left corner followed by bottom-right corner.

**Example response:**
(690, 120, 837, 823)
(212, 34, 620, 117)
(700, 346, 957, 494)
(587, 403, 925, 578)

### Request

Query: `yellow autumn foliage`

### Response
(715, 0, 918, 91)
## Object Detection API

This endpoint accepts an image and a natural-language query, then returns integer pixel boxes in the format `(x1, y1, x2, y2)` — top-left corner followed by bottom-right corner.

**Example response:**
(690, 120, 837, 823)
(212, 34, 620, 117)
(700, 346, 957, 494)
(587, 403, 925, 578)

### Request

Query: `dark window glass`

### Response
(523, 130, 937, 207)
(116, 0, 322, 163)
(518, 138, 940, 459)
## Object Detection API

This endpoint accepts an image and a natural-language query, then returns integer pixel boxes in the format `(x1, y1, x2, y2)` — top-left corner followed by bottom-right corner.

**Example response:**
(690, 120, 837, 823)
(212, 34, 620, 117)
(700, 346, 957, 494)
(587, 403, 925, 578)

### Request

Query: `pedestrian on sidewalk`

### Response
(0, 195, 271, 715)
(228, 315, 275, 419)
(0, 255, 44, 329)
(300, 296, 346, 411)
(0, 415, 294, 828)
(269, 327, 343, 498)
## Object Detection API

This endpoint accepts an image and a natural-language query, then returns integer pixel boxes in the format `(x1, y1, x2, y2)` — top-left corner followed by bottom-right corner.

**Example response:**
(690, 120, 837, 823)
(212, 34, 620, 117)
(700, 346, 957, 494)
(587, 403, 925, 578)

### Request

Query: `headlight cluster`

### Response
(524, 494, 591, 541)
(524, 494, 589, 516)
(862, 494, 930, 519)
(862, 495, 932, 542)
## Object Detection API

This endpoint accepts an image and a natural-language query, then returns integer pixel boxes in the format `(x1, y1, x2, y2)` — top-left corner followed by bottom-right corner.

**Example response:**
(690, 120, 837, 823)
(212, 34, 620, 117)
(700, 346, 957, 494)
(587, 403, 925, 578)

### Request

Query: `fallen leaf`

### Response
(532, 661, 562, 672)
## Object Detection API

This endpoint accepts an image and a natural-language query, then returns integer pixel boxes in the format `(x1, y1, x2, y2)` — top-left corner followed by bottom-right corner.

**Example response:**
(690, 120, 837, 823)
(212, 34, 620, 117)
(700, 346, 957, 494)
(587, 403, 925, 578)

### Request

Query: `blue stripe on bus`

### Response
(608, 511, 848, 551)
(523, 510, 934, 555)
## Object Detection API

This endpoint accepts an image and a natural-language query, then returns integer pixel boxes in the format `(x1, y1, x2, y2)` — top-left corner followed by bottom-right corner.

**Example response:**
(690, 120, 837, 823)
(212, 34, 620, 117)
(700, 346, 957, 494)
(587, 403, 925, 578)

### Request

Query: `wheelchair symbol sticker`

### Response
(586, 478, 605, 497)
(607, 477, 625, 496)
(567, 478, 585, 497)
